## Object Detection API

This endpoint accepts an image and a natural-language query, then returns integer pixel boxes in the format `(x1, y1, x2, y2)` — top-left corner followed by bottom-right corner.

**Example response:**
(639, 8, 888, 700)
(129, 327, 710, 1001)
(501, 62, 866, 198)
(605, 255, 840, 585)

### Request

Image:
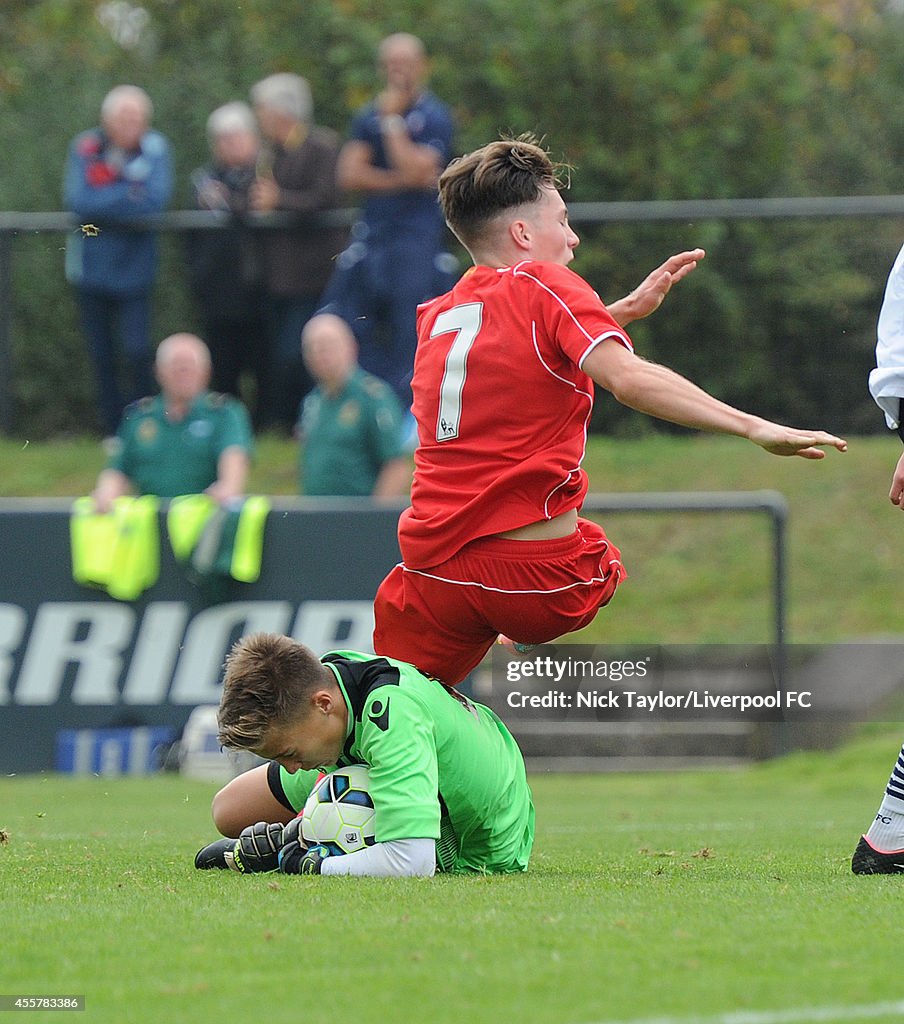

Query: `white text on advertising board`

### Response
(0, 600, 375, 706)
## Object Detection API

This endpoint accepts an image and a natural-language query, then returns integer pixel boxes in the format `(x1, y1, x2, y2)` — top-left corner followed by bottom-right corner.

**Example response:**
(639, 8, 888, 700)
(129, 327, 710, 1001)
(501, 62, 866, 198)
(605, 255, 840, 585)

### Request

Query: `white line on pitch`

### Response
(578, 997, 904, 1024)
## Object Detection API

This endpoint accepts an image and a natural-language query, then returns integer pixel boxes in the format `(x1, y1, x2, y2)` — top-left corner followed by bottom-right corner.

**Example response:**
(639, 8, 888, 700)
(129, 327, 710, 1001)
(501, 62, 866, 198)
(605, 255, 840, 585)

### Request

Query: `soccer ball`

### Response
(300, 764, 377, 856)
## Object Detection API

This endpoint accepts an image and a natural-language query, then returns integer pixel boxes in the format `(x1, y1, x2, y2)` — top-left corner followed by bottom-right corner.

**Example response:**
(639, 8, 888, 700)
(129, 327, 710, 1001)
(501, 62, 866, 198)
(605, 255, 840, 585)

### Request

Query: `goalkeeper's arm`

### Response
(282, 837, 436, 877)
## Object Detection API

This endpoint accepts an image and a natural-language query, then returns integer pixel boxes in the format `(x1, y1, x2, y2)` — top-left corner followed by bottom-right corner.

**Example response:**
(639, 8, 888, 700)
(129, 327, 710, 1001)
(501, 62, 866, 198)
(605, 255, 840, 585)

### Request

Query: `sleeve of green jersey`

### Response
(215, 398, 254, 457)
(367, 387, 404, 465)
(106, 419, 133, 476)
(276, 765, 329, 813)
(357, 688, 441, 842)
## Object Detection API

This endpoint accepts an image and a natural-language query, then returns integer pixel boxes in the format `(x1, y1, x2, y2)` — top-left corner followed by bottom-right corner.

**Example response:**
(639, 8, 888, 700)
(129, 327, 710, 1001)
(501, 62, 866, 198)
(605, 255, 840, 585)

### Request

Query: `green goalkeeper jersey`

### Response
(270, 650, 534, 874)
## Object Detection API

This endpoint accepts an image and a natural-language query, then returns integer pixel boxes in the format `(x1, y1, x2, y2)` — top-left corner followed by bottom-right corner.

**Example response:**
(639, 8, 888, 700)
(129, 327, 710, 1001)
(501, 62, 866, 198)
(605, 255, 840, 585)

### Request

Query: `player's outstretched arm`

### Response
(584, 340, 847, 459)
(744, 418, 849, 459)
(607, 249, 705, 327)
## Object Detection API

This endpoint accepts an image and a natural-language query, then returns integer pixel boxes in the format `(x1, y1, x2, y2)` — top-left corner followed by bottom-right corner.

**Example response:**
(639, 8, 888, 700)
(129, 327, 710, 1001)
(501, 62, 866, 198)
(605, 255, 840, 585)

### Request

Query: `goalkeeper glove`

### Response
(280, 815, 303, 848)
(232, 821, 285, 873)
(194, 820, 284, 873)
(279, 841, 331, 875)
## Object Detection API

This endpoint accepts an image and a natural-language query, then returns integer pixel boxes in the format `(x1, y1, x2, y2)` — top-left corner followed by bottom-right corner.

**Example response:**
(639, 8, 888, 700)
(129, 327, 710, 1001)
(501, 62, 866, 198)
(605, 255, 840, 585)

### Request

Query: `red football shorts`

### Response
(373, 517, 625, 685)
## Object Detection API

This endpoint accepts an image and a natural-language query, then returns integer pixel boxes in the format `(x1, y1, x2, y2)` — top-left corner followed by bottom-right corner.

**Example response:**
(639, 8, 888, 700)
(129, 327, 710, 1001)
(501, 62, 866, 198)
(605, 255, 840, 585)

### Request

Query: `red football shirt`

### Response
(398, 259, 633, 569)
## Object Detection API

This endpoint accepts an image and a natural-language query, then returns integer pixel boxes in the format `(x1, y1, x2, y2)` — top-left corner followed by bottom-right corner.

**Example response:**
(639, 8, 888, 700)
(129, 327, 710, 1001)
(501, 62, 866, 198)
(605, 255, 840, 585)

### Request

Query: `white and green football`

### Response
(300, 764, 377, 856)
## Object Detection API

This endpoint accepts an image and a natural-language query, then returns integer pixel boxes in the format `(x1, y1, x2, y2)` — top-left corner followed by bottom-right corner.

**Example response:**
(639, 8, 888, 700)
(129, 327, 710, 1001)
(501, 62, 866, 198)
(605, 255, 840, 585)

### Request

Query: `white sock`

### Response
(865, 744, 904, 851)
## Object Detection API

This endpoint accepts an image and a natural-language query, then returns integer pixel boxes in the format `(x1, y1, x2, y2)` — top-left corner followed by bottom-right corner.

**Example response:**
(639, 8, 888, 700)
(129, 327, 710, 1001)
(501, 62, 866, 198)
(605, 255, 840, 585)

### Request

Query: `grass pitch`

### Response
(2, 432, 903, 1021)
(3, 723, 904, 1024)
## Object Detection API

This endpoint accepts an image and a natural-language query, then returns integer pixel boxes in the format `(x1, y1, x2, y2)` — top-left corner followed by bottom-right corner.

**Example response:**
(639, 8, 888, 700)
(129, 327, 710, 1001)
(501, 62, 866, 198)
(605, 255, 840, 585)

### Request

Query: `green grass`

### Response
(2, 432, 900, 643)
(3, 724, 904, 1024)
(577, 433, 901, 644)
(4, 434, 902, 1021)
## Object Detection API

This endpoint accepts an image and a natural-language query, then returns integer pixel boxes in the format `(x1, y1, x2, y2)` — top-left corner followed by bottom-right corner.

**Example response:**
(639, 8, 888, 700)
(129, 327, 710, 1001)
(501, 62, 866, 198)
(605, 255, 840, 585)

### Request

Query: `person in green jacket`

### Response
(92, 332, 253, 511)
(297, 313, 411, 498)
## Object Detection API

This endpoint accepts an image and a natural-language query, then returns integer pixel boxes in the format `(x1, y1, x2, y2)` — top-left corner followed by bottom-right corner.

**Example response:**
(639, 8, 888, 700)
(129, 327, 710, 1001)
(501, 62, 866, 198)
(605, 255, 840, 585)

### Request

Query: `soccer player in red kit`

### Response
(373, 134, 847, 685)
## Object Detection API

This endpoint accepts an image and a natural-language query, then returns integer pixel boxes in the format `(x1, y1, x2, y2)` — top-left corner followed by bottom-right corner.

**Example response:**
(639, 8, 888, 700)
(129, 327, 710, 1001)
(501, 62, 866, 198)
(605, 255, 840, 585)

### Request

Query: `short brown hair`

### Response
(438, 134, 568, 249)
(217, 633, 326, 751)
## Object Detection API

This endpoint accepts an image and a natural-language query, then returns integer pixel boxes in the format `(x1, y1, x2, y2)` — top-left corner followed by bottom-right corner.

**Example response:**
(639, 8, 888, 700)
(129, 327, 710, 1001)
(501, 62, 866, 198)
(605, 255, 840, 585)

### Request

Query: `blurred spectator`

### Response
(92, 333, 253, 513)
(298, 313, 410, 498)
(321, 32, 457, 408)
(186, 102, 268, 425)
(249, 73, 346, 433)
(64, 85, 174, 437)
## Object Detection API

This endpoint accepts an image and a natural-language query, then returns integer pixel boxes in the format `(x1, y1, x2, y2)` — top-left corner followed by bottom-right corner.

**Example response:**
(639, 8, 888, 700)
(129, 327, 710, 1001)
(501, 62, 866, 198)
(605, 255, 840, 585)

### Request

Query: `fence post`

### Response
(583, 489, 788, 691)
(0, 231, 13, 434)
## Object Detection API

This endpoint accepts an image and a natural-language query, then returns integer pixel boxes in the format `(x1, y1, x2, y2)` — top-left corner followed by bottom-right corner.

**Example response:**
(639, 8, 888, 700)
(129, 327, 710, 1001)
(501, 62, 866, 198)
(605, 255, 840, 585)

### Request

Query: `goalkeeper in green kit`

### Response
(194, 632, 534, 877)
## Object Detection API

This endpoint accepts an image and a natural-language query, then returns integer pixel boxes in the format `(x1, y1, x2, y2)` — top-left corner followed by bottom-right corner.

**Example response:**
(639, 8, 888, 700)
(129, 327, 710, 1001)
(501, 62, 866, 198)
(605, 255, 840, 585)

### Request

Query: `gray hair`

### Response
(206, 101, 258, 145)
(155, 332, 211, 370)
(101, 84, 153, 122)
(378, 33, 427, 62)
(250, 73, 312, 124)
(301, 313, 357, 351)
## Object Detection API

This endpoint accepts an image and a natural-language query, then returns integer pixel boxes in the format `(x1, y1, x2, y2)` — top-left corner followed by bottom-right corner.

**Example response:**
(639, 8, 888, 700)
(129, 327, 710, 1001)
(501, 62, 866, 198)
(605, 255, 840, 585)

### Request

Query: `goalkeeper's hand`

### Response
(279, 840, 331, 875)
(195, 816, 304, 873)
(229, 820, 285, 873)
(227, 816, 307, 873)
(280, 815, 303, 847)
(231, 815, 307, 873)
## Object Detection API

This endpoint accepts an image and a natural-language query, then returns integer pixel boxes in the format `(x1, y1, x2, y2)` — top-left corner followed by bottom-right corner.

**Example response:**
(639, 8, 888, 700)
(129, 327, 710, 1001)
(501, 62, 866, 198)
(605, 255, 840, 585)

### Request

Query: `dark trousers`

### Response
(320, 236, 458, 410)
(258, 294, 318, 433)
(202, 314, 269, 428)
(77, 287, 154, 435)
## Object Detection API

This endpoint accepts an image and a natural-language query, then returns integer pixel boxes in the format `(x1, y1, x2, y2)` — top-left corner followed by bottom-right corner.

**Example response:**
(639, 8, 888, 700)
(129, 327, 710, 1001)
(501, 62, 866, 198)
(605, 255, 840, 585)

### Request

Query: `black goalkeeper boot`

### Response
(194, 837, 236, 870)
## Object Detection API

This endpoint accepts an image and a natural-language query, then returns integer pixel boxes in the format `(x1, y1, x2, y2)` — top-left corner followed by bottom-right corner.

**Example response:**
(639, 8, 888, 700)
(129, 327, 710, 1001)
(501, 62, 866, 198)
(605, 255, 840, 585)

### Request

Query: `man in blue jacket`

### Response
(64, 85, 173, 437)
(321, 34, 457, 410)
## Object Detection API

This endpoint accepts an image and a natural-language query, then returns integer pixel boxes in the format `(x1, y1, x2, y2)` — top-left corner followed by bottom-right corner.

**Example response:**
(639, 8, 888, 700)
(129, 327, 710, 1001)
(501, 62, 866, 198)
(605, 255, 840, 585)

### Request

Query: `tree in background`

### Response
(1, 0, 904, 436)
